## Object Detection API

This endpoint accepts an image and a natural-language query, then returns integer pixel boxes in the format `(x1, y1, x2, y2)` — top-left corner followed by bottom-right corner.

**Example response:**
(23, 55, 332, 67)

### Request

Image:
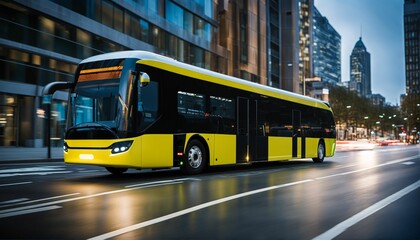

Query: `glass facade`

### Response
(312, 7, 341, 85)
(49, 0, 217, 69)
(268, 0, 280, 88)
(349, 37, 371, 97)
(404, 0, 420, 94)
(0, 0, 224, 147)
(298, 0, 313, 95)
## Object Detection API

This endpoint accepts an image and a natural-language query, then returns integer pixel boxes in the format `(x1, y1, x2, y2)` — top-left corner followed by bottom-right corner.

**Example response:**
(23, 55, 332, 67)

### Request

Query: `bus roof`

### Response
(80, 51, 331, 111)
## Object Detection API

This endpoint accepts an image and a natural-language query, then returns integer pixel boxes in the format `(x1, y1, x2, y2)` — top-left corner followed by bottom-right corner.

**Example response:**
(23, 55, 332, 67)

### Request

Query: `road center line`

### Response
(312, 180, 420, 240)
(88, 154, 420, 240)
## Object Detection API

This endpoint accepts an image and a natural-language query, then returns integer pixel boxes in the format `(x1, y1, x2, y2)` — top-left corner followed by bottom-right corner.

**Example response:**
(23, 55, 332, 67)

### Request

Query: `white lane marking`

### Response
(0, 198, 30, 205)
(335, 164, 357, 170)
(0, 205, 62, 218)
(401, 161, 415, 165)
(87, 179, 314, 240)
(89, 154, 420, 240)
(0, 193, 80, 209)
(0, 181, 32, 187)
(313, 180, 420, 240)
(127, 181, 182, 189)
(78, 170, 101, 173)
(0, 166, 65, 173)
(125, 180, 180, 188)
(315, 155, 419, 180)
(0, 166, 70, 177)
(125, 178, 198, 188)
(0, 171, 72, 178)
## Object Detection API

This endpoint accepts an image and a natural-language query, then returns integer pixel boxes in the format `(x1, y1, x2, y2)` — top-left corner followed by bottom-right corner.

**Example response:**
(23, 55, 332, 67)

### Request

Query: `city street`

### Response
(0, 145, 419, 239)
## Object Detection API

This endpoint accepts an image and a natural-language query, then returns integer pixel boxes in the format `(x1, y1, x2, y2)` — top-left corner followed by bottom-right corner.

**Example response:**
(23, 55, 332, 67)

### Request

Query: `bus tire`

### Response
(182, 139, 207, 174)
(312, 141, 325, 163)
(105, 167, 128, 175)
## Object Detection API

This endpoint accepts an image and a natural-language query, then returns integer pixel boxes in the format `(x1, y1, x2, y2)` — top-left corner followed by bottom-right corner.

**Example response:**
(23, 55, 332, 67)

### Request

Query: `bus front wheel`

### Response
(105, 167, 128, 175)
(182, 139, 207, 174)
(312, 141, 325, 163)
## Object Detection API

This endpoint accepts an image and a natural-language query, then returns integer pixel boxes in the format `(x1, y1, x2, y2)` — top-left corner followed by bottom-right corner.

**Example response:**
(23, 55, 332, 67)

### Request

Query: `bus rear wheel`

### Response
(105, 167, 128, 175)
(182, 139, 207, 174)
(312, 141, 325, 163)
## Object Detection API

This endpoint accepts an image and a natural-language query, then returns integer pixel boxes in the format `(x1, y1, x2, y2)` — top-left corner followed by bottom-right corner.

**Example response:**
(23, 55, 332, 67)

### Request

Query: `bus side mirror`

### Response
(139, 72, 150, 88)
(42, 82, 74, 95)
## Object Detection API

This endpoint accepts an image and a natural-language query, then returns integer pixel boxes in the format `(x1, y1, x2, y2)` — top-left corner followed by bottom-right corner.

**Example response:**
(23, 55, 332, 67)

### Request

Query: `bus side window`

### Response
(177, 90, 208, 132)
(209, 96, 236, 134)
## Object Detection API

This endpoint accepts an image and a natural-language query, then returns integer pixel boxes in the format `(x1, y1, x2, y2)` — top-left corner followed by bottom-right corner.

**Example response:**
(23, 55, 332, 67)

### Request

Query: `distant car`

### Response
(376, 138, 389, 146)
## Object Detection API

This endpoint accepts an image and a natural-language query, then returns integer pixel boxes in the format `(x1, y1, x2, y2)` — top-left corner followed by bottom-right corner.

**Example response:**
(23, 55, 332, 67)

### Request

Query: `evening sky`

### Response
(316, 0, 405, 105)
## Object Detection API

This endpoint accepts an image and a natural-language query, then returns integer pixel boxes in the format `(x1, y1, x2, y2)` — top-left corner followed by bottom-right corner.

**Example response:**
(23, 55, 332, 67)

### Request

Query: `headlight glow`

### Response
(110, 140, 133, 154)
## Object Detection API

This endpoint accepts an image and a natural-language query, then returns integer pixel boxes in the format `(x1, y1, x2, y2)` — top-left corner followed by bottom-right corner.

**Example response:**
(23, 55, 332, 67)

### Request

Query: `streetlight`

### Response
(346, 106, 352, 140)
(364, 116, 369, 139)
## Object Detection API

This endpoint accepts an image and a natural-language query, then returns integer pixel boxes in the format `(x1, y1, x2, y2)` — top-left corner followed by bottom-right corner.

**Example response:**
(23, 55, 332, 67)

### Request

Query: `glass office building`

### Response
(312, 7, 341, 85)
(0, 0, 224, 147)
(404, 0, 420, 95)
(349, 37, 371, 98)
(0, 0, 270, 147)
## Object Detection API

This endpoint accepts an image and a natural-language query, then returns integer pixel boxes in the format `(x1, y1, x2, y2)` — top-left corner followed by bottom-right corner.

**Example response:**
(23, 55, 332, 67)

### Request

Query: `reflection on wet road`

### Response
(0, 145, 419, 239)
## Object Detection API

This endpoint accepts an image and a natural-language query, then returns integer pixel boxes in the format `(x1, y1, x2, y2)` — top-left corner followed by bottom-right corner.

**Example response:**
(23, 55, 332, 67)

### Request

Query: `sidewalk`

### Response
(0, 147, 64, 164)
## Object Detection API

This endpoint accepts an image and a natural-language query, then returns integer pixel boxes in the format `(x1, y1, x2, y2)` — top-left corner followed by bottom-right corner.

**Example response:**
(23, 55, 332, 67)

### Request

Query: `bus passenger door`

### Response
(292, 110, 301, 158)
(237, 97, 249, 163)
(237, 98, 264, 163)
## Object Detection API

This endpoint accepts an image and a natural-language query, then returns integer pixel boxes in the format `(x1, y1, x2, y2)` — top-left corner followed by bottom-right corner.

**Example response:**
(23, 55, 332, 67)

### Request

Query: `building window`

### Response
(240, 0, 248, 64)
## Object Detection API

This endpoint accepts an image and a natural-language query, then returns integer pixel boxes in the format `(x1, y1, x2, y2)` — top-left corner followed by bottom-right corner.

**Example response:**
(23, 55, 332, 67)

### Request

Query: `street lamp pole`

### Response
(43, 95, 52, 159)
(346, 105, 352, 140)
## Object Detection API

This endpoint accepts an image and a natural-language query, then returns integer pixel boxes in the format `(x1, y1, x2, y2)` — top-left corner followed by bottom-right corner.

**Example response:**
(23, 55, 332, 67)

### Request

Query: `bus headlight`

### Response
(110, 140, 133, 154)
(63, 142, 68, 152)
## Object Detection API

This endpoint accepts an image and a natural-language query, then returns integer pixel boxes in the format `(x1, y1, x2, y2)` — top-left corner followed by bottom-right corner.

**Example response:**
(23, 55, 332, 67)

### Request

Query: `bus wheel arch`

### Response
(182, 136, 208, 174)
(312, 139, 325, 163)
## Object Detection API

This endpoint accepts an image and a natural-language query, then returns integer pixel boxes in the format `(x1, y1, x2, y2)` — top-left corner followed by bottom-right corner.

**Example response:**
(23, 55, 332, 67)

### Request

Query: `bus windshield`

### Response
(66, 58, 159, 139)
(67, 61, 131, 139)
(73, 79, 120, 129)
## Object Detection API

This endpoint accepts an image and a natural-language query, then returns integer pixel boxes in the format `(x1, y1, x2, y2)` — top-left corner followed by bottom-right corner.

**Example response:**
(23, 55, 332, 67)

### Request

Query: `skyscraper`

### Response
(404, 0, 420, 95)
(267, 0, 315, 94)
(349, 37, 371, 97)
(298, 0, 314, 95)
(312, 7, 341, 85)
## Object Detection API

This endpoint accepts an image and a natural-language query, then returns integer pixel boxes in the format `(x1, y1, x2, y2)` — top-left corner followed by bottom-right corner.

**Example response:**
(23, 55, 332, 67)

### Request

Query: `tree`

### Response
(401, 93, 420, 142)
(328, 84, 404, 140)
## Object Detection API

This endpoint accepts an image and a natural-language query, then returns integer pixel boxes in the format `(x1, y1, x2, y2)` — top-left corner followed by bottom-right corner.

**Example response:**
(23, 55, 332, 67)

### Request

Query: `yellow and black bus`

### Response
(44, 51, 336, 174)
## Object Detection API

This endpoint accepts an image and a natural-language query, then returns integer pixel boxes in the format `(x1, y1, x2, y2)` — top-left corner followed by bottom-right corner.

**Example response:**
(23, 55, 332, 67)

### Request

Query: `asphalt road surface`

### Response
(0, 145, 419, 239)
